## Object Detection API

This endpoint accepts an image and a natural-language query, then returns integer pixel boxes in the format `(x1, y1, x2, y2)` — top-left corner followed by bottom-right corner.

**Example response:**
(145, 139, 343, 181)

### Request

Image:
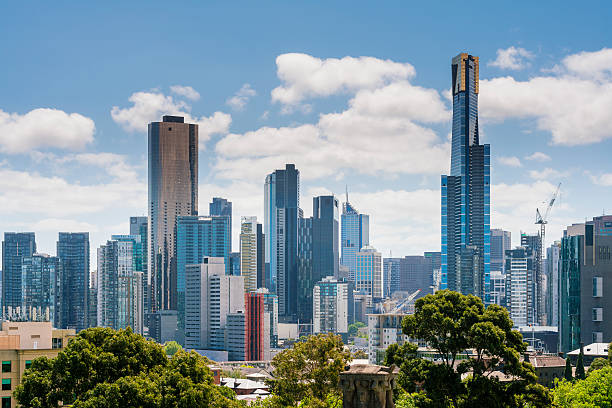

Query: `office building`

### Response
(0, 322, 75, 408)
(240, 217, 265, 293)
(265, 164, 300, 321)
(57, 232, 90, 331)
(505, 247, 537, 327)
(313, 277, 352, 342)
(384, 258, 402, 296)
(130, 216, 149, 314)
(245, 291, 268, 361)
(491, 229, 511, 274)
(97, 235, 144, 335)
(148, 310, 178, 344)
(441, 53, 491, 301)
(148, 115, 198, 313)
(521, 233, 544, 324)
(20, 254, 62, 327)
(340, 196, 369, 282)
(184, 258, 244, 350)
(2, 233, 36, 315)
(209, 197, 232, 258)
(355, 246, 383, 299)
(229, 252, 241, 276)
(399, 256, 435, 298)
(226, 312, 246, 361)
(559, 216, 612, 353)
(458, 246, 483, 297)
(367, 314, 408, 364)
(489, 270, 506, 307)
(297, 216, 313, 325)
(546, 241, 561, 327)
(258, 288, 279, 349)
(176, 215, 231, 341)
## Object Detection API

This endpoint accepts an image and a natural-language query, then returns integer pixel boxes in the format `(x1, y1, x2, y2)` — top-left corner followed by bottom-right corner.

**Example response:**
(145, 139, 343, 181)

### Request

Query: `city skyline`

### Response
(1, 3, 612, 269)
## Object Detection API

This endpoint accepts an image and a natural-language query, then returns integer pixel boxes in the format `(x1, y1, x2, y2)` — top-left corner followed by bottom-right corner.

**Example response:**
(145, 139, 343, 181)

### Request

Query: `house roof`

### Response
(568, 343, 609, 356)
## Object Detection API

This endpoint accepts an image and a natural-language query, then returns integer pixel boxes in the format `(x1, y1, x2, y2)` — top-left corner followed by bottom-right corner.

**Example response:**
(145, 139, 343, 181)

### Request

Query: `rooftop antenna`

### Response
(345, 184, 349, 204)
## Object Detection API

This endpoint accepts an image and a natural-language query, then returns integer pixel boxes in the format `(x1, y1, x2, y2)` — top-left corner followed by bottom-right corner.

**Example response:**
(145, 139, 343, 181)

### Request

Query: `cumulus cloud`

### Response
(170, 85, 200, 101)
(226, 84, 256, 111)
(488, 46, 534, 70)
(525, 152, 551, 162)
(0, 108, 95, 154)
(480, 48, 612, 145)
(498, 156, 522, 167)
(111, 90, 231, 149)
(528, 167, 567, 180)
(588, 172, 612, 186)
(271, 53, 415, 107)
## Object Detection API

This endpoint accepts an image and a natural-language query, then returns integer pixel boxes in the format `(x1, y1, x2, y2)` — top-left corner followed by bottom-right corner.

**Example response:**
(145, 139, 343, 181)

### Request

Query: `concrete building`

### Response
(0, 322, 75, 408)
(313, 277, 352, 342)
(367, 314, 408, 364)
(20, 254, 62, 327)
(521, 233, 544, 325)
(184, 258, 244, 350)
(399, 256, 434, 299)
(441, 53, 491, 302)
(245, 292, 267, 361)
(489, 270, 506, 307)
(560, 216, 612, 352)
(258, 288, 278, 349)
(148, 115, 198, 313)
(2, 233, 36, 317)
(264, 164, 300, 322)
(226, 312, 246, 361)
(490, 229, 511, 274)
(240, 217, 265, 293)
(505, 247, 537, 327)
(383, 258, 401, 297)
(355, 247, 383, 299)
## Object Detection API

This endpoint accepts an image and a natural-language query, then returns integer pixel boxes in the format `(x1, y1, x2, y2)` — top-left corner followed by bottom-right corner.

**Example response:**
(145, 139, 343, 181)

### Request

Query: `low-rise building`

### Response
(0, 321, 75, 408)
(367, 313, 407, 364)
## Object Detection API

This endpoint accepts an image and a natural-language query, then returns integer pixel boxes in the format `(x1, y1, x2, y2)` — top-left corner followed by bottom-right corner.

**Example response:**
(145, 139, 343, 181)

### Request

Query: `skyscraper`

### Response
(441, 53, 491, 301)
(490, 229, 511, 273)
(341, 196, 369, 282)
(383, 258, 402, 296)
(175, 215, 231, 341)
(240, 216, 265, 293)
(148, 115, 198, 313)
(313, 276, 352, 342)
(21, 253, 62, 326)
(57, 232, 90, 331)
(520, 233, 543, 325)
(505, 247, 536, 327)
(130, 216, 149, 314)
(546, 241, 561, 327)
(245, 291, 266, 361)
(355, 246, 383, 299)
(264, 164, 299, 321)
(2, 232, 36, 315)
(399, 255, 435, 298)
(209, 197, 232, 257)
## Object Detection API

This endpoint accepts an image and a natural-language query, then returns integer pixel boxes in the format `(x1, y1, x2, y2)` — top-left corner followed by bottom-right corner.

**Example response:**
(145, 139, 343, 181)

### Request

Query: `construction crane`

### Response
(535, 182, 561, 252)
(389, 289, 421, 314)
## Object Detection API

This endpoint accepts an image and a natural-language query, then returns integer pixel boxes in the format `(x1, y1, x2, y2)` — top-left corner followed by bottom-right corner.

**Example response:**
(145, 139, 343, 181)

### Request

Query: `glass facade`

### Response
(340, 201, 369, 282)
(21, 254, 61, 326)
(559, 235, 581, 353)
(355, 246, 382, 298)
(441, 53, 490, 301)
(2, 232, 36, 313)
(57, 232, 89, 331)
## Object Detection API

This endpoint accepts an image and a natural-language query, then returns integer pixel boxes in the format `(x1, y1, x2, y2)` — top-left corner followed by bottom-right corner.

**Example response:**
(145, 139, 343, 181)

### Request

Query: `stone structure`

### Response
(339, 364, 398, 408)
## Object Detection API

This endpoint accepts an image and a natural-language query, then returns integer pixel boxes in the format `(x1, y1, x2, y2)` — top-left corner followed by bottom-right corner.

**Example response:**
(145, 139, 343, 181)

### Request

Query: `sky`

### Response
(1, 1, 612, 269)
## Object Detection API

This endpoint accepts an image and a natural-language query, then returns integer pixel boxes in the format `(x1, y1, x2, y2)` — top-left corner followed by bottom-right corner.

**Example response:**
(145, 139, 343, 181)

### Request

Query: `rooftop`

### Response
(568, 343, 609, 356)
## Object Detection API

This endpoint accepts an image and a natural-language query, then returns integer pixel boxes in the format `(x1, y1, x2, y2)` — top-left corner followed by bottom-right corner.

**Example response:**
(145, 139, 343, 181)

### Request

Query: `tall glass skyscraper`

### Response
(209, 197, 232, 255)
(57, 232, 90, 331)
(441, 53, 491, 301)
(340, 196, 369, 282)
(2, 232, 36, 314)
(264, 164, 299, 321)
(21, 253, 62, 326)
(148, 115, 198, 313)
(130, 216, 149, 316)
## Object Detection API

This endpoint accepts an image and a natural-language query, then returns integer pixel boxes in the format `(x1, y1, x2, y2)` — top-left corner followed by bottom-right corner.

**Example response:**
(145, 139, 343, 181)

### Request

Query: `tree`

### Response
(564, 357, 573, 381)
(348, 322, 365, 337)
(399, 290, 552, 407)
(575, 344, 586, 380)
(587, 357, 609, 375)
(164, 340, 183, 357)
(14, 327, 242, 408)
(266, 333, 351, 407)
(553, 366, 612, 407)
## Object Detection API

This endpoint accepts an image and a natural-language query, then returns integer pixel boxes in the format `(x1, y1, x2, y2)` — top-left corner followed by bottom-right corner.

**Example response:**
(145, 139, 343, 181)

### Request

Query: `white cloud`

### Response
(111, 90, 231, 149)
(498, 156, 522, 167)
(226, 84, 256, 111)
(525, 152, 551, 162)
(170, 85, 200, 101)
(271, 53, 415, 106)
(488, 46, 534, 70)
(562, 48, 612, 80)
(0, 108, 95, 154)
(588, 172, 612, 186)
(528, 167, 566, 180)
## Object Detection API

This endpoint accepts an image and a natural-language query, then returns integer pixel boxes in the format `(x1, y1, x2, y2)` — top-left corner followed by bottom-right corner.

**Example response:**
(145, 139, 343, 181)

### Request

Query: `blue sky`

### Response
(1, 1, 611, 267)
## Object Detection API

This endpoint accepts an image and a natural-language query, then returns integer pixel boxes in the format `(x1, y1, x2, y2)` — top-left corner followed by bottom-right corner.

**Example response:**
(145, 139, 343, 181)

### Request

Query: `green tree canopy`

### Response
(553, 365, 612, 407)
(348, 322, 365, 337)
(164, 340, 183, 357)
(564, 357, 573, 381)
(586, 357, 609, 375)
(397, 290, 552, 407)
(576, 345, 586, 380)
(14, 327, 241, 408)
(266, 333, 351, 407)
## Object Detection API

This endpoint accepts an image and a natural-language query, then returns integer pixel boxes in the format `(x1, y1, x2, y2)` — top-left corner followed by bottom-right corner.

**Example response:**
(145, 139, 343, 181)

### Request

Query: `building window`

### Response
(1, 379, 10, 391)
(25, 360, 32, 370)
(1, 361, 10, 373)
(593, 332, 603, 343)
(1, 397, 10, 408)
(52, 338, 63, 349)
(593, 277, 603, 297)
(592, 308, 603, 322)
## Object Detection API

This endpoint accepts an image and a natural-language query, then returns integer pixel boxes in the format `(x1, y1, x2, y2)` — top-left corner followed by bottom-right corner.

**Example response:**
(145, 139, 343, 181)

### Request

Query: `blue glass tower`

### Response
(340, 195, 369, 283)
(2, 232, 36, 314)
(441, 53, 490, 301)
(57, 232, 90, 331)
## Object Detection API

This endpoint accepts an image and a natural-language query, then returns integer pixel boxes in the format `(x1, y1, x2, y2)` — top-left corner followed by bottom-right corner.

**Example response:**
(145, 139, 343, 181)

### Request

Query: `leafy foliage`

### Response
(348, 322, 365, 337)
(164, 340, 183, 357)
(564, 357, 573, 381)
(14, 327, 241, 408)
(396, 290, 552, 407)
(553, 366, 612, 407)
(587, 357, 609, 375)
(266, 333, 351, 407)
